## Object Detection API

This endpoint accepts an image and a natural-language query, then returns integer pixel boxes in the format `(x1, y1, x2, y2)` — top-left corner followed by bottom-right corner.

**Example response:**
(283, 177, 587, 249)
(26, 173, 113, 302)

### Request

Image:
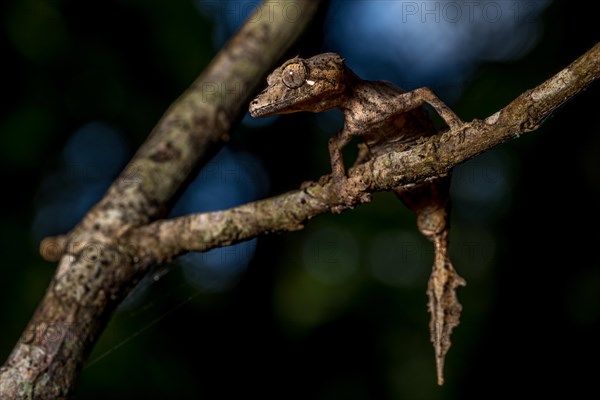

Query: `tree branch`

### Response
(126, 42, 600, 264)
(0, 1, 324, 398)
(3, 0, 598, 392)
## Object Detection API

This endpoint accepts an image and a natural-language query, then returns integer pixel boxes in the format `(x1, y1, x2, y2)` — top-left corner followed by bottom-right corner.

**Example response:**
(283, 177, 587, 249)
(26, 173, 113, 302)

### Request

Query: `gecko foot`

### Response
(327, 173, 356, 214)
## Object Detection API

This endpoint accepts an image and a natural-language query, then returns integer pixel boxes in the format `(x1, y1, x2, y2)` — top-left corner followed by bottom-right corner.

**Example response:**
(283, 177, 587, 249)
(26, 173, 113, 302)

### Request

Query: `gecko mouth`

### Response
(248, 101, 271, 118)
(249, 94, 311, 118)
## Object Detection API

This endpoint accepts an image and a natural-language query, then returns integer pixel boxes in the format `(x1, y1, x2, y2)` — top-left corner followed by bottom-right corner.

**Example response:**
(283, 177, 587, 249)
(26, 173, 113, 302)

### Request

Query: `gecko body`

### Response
(249, 53, 466, 385)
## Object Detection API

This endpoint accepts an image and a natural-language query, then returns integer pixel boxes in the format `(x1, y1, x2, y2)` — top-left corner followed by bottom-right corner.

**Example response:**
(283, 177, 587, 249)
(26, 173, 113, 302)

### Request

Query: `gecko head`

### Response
(249, 53, 349, 117)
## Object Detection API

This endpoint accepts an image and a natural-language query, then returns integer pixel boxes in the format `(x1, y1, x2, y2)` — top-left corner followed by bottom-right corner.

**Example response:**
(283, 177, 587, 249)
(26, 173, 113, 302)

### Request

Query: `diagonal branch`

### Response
(0, 1, 325, 398)
(126, 41, 600, 264)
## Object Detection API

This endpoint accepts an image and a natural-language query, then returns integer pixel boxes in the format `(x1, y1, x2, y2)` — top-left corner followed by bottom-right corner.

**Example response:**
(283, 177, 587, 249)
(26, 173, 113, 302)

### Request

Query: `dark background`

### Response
(1, 0, 599, 398)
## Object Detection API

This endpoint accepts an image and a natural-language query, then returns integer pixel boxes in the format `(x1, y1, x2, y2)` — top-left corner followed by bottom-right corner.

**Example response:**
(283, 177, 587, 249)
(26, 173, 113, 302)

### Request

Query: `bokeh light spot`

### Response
(302, 226, 359, 285)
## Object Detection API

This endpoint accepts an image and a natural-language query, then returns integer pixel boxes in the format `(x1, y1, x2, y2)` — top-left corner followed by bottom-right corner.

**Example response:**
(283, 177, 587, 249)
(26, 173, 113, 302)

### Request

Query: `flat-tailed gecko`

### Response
(249, 53, 466, 385)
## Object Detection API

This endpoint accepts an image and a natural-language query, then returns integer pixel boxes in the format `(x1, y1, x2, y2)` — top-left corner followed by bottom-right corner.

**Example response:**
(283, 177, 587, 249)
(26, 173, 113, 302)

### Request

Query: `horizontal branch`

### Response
(127, 41, 600, 264)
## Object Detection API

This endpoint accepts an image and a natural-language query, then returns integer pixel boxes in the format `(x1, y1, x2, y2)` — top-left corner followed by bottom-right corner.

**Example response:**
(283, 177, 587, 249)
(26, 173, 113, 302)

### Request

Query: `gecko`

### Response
(249, 52, 466, 385)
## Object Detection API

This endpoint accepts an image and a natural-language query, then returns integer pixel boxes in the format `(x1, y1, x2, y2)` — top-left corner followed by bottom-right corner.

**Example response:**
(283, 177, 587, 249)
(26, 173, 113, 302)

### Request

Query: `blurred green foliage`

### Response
(0, 0, 599, 399)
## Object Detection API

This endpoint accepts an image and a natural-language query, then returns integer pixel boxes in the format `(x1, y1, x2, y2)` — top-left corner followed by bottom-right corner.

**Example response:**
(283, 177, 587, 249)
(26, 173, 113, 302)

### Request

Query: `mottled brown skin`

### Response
(250, 52, 465, 385)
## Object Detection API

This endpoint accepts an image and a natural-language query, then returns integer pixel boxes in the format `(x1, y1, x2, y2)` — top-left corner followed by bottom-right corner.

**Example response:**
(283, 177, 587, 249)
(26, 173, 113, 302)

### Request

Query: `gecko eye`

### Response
(282, 62, 307, 89)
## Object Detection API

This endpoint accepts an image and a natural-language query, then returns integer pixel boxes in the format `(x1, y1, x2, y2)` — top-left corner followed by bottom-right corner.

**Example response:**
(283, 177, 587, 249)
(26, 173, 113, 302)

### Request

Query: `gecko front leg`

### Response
(326, 128, 355, 206)
(328, 129, 352, 180)
(400, 87, 463, 130)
